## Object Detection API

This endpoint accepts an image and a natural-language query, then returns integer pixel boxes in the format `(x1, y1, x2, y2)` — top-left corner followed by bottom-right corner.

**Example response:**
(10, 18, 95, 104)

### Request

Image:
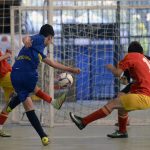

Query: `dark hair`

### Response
(128, 41, 143, 54)
(39, 24, 55, 37)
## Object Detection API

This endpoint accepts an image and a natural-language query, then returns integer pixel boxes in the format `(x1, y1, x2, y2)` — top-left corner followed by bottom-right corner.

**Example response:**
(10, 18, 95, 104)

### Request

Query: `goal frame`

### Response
(10, 3, 150, 127)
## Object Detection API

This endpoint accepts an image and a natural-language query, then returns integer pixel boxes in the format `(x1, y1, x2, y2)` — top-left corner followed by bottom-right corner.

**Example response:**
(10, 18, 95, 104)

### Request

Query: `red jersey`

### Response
(0, 51, 12, 78)
(119, 53, 150, 96)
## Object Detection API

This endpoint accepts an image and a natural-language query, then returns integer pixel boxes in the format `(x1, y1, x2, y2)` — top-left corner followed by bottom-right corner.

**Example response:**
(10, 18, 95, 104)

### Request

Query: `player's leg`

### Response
(115, 91, 130, 126)
(34, 85, 66, 110)
(115, 110, 130, 126)
(11, 70, 49, 145)
(0, 72, 16, 137)
(70, 96, 123, 130)
(108, 93, 150, 138)
(34, 86, 52, 103)
(107, 108, 128, 138)
(115, 83, 132, 126)
(23, 96, 49, 146)
(0, 93, 21, 137)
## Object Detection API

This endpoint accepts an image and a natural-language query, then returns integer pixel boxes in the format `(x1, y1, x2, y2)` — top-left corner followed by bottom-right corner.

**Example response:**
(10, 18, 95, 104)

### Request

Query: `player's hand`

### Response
(106, 64, 114, 71)
(23, 36, 32, 48)
(5, 52, 11, 58)
(70, 68, 81, 74)
(120, 76, 128, 85)
(6, 49, 12, 54)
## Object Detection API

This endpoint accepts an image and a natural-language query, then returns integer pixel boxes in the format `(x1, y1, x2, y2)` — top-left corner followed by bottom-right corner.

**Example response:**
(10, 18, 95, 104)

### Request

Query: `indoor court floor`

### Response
(1, 124, 150, 150)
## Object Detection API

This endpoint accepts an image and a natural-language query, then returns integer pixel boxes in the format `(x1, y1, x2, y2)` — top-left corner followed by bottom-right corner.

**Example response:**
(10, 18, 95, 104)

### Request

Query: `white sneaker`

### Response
(52, 93, 66, 110)
(0, 129, 11, 137)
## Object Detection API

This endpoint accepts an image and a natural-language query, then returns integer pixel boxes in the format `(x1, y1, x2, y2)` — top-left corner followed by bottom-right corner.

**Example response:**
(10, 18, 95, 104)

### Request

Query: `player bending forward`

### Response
(70, 41, 150, 138)
(0, 24, 80, 146)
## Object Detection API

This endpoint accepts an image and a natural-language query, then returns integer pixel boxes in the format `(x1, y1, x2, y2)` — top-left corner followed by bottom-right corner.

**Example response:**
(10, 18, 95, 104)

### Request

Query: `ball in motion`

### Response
(58, 73, 73, 88)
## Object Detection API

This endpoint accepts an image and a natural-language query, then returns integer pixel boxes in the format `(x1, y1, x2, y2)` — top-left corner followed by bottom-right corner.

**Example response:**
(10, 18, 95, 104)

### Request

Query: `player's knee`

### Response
(117, 92, 125, 97)
(107, 98, 120, 109)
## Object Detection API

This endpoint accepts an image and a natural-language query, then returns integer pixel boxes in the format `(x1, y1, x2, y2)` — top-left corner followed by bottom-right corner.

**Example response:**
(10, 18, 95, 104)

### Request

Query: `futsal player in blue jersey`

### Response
(0, 24, 80, 146)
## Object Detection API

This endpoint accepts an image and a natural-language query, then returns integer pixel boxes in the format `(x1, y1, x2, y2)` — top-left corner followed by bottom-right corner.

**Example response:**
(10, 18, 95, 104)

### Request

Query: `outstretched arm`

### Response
(43, 57, 80, 74)
(106, 64, 123, 77)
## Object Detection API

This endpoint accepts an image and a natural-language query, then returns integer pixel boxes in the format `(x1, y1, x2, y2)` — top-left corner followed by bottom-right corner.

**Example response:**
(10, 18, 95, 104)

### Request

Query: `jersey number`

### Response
(143, 57, 150, 72)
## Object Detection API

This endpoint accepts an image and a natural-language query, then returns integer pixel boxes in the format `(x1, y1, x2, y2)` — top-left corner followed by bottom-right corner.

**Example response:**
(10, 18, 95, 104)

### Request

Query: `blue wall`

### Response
(54, 44, 116, 101)
(75, 45, 114, 100)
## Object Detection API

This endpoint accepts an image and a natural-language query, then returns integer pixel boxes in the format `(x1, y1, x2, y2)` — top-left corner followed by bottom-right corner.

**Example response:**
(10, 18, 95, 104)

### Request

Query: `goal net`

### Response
(2, 0, 150, 126)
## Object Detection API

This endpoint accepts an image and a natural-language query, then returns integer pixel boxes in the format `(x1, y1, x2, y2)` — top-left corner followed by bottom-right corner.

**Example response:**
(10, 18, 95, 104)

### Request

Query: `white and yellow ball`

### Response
(58, 73, 73, 88)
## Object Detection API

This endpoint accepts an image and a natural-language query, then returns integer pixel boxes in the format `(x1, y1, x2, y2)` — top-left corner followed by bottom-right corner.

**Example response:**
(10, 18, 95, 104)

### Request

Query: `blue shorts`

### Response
(11, 70, 38, 102)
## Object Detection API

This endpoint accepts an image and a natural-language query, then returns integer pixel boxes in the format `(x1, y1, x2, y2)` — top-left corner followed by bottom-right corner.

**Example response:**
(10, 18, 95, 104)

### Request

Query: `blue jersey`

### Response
(12, 34, 46, 71)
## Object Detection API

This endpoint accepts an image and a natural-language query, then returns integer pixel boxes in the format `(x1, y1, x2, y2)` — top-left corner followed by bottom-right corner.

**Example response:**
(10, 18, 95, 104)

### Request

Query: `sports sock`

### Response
(6, 95, 21, 112)
(26, 110, 47, 138)
(0, 125, 3, 130)
(118, 114, 128, 133)
(82, 106, 111, 125)
(35, 89, 52, 103)
(0, 112, 8, 126)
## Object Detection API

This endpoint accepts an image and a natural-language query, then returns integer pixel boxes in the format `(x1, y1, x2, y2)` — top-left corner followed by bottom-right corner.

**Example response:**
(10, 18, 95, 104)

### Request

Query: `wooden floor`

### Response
(1, 124, 150, 150)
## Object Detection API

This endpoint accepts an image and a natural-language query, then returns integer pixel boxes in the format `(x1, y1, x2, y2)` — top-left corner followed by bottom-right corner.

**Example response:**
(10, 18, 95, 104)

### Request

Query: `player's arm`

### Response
(145, 55, 150, 60)
(0, 51, 11, 61)
(107, 54, 131, 78)
(106, 64, 123, 77)
(122, 69, 130, 84)
(43, 57, 80, 74)
(22, 36, 32, 48)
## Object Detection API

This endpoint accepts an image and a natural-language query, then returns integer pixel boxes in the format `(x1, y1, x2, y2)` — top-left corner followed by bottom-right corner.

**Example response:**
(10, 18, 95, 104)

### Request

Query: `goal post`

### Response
(10, 2, 150, 126)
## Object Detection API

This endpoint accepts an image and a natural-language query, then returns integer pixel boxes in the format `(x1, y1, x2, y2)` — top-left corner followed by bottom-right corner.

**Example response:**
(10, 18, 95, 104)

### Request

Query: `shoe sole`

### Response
(53, 93, 67, 110)
(57, 93, 67, 110)
(69, 112, 83, 130)
(107, 135, 128, 138)
(0, 135, 11, 137)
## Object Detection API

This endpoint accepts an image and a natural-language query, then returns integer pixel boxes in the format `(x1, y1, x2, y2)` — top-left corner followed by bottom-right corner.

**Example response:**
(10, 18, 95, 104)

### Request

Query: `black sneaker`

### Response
(107, 130, 128, 138)
(69, 112, 86, 130)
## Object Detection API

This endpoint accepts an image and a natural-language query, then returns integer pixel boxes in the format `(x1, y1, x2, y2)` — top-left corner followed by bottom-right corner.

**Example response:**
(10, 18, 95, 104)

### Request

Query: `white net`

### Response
(2, 0, 150, 126)
(0, 0, 21, 120)
(52, 0, 150, 125)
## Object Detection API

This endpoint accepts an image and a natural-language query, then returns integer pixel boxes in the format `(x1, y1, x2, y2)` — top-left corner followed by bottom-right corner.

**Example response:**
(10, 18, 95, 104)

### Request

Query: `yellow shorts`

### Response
(120, 94, 150, 111)
(0, 72, 14, 102)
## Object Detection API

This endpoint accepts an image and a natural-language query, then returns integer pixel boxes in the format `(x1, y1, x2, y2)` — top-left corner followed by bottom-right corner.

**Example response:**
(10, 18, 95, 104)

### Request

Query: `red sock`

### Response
(82, 106, 111, 125)
(35, 89, 52, 103)
(0, 112, 8, 125)
(118, 115, 128, 133)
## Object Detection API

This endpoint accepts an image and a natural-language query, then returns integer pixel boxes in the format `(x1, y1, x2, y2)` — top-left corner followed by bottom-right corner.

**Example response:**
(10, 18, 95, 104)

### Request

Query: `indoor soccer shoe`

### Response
(69, 112, 86, 130)
(52, 93, 66, 110)
(107, 130, 128, 138)
(41, 136, 49, 146)
(0, 129, 11, 137)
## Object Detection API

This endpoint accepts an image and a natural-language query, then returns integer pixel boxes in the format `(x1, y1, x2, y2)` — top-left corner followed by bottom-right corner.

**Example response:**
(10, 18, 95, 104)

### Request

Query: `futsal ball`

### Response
(58, 73, 73, 88)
